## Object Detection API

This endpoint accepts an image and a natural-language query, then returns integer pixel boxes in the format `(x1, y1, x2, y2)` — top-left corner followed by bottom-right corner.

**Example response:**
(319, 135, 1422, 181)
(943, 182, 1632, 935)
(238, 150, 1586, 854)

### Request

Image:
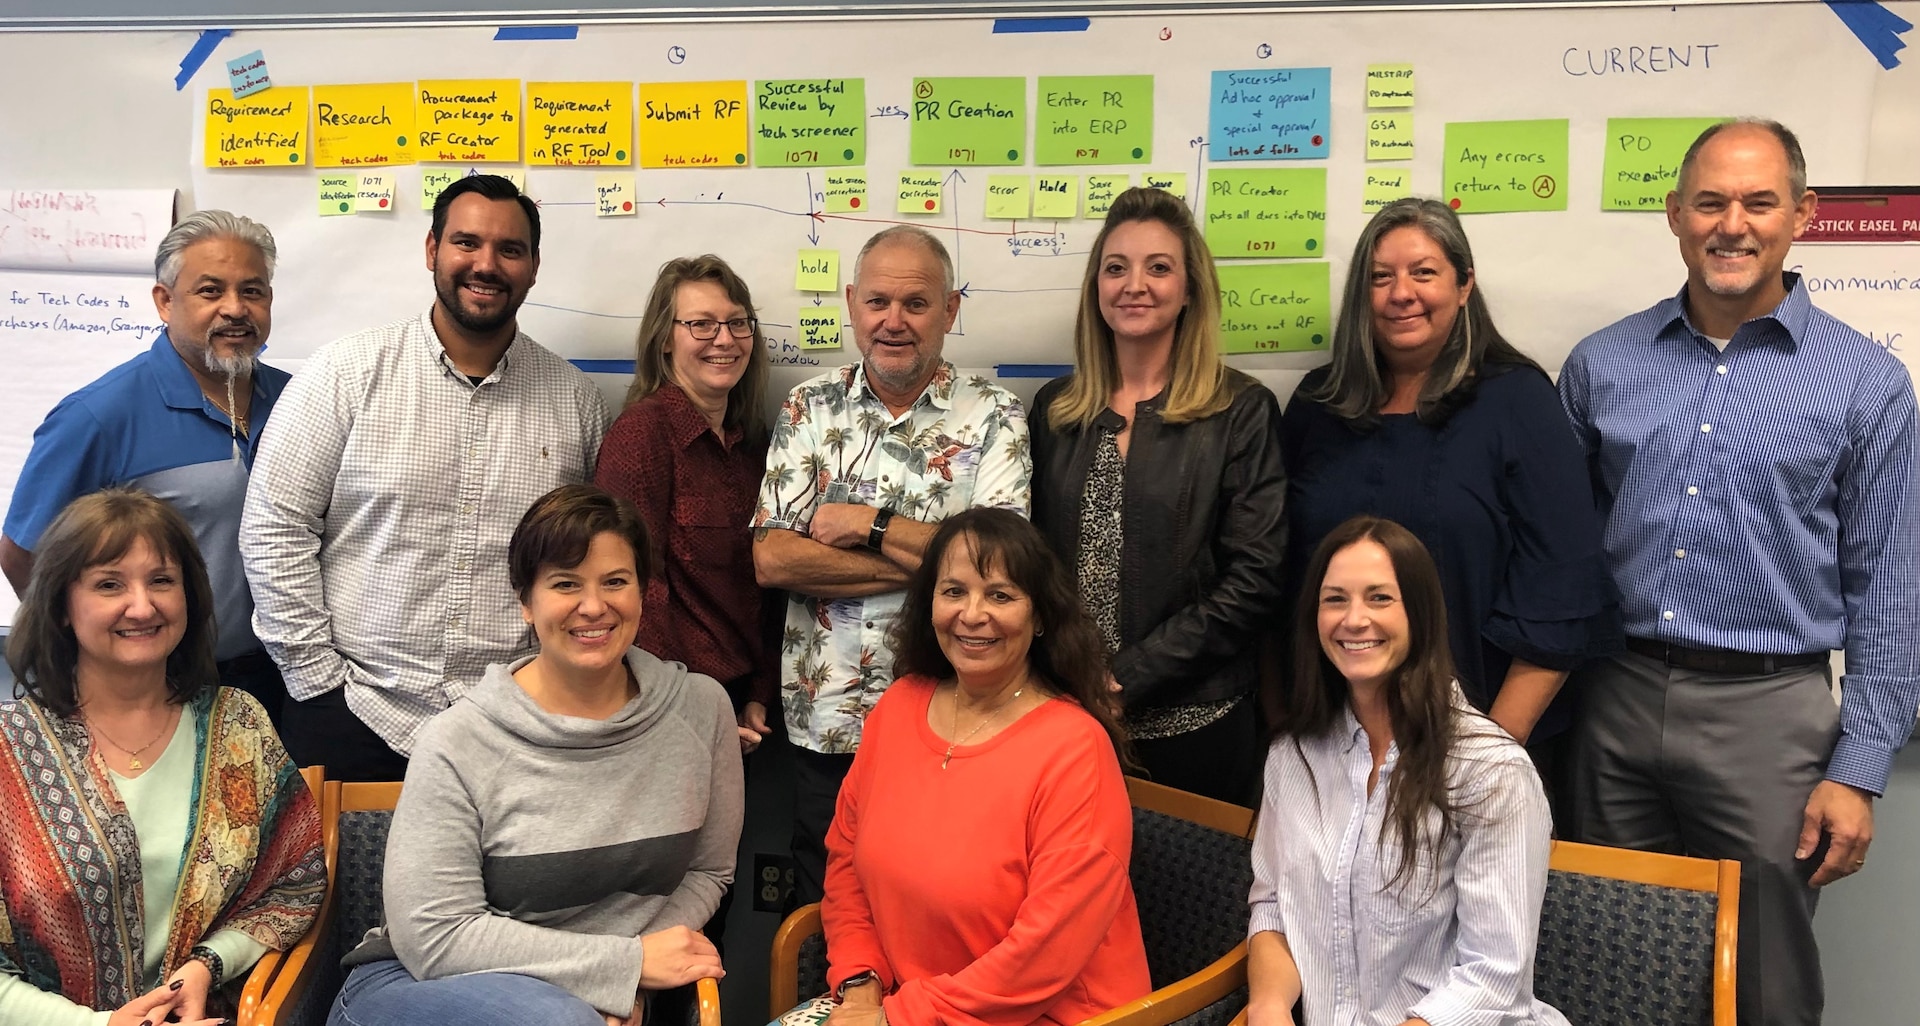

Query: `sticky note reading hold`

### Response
(1363, 169, 1412, 213)
(824, 170, 867, 212)
(1367, 113, 1413, 161)
(596, 173, 637, 216)
(796, 249, 841, 292)
(800, 308, 844, 350)
(1035, 76, 1153, 165)
(527, 82, 633, 166)
(1033, 176, 1079, 219)
(754, 79, 866, 167)
(1143, 172, 1188, 199)
(318, 174, 356, 216)
(1366, 64, 1416, 108)
(1602, 117, 1727, 211)
(313, 83, 417, 167)
(1085, 174, 1128, 217)
(416, 80, 522, 163)
(986, 175, 1031, 219)
(909, 77, 1027, 166)
(1442, 119, 1570, 214)
(640, 80, 750, 168)
(899, 171, 945, 213)
(1217, 262, 1333, 353)
(1209, 68, 1330, 161)
(421, 168, 526, 210)
(356, 174, 396, 212)
(1202, 168, 1329, 258)
(225, 49, 271, 99)
(204, 86, 308, 168)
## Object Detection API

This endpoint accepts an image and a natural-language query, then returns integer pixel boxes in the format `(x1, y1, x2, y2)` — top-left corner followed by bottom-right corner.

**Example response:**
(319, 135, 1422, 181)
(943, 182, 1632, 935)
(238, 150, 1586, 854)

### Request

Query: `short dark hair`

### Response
(508, 484, 653, 603)
(5, 489, 217, 717)
(429, 174, 541, 255)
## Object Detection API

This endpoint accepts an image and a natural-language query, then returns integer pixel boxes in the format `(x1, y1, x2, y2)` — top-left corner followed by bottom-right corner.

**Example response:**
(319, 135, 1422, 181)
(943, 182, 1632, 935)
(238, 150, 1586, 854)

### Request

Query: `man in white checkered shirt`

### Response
(240, 175, 608, 781)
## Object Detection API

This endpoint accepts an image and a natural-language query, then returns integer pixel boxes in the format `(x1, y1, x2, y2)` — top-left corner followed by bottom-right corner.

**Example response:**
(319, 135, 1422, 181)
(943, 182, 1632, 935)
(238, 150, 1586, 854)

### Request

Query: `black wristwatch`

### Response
(835, 970, 880, 1002)
(866, 507, 895, 551)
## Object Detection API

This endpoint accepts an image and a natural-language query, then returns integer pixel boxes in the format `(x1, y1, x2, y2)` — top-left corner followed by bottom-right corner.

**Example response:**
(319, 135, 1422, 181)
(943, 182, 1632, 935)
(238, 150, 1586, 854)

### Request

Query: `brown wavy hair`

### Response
(623, 254, 770, 446)
(509, 484, 655, 603)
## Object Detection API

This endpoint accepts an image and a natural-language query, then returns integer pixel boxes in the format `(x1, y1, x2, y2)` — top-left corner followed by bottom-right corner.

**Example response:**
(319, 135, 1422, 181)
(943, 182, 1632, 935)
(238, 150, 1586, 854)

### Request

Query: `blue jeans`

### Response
(327, 959, 609, 1026)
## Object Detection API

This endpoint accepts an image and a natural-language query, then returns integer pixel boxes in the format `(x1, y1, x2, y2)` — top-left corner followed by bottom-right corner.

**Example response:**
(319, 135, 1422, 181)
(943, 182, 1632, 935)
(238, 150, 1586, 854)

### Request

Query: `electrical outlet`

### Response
(751, 852, 796, 913)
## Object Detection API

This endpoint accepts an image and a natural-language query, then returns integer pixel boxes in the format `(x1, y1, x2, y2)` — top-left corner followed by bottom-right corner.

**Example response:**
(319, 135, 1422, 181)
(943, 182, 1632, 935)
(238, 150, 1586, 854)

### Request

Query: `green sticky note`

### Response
(421, 169, 457, 210)
(799, 307, 843, 349)
(985, 175, 1031, 218)
(1033, 175, 1079, 219)
(823, 170, 868, 213)
(754, 79, 867, 167)
(796, 249, 840, 292)
(1443, 119, 1569, 214)
(1085, 174, 1128, 217)
(1034, 76, 1152, 166)
(1217, 262, 1332, 353)
(1366, 64, 1416, 108)
(319, 174, 356, 216)
(1366, 113, 1413, 162)
(909, 77, 1027, 166)
(1602, 117, 1726, 212)
(899, 171, 944, 213)
(1363, 169, 1412, 213)
(1202, 168, 1328, 258)
(1143, 171, 1187, 199)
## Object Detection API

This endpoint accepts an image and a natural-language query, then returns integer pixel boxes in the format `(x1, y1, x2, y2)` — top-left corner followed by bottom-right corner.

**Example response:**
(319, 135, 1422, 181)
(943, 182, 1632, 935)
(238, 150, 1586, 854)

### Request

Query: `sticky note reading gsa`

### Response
(1367, 113, 1413, 161)
(1363, 169, 1412, 213)
(356, 174, 395, 212)
(1366, 64, 1416, 108)
(205, 86, 308, 168)
(1033, 176, 1079, 219)
(1443, 119, 1569, 214)
(319, 175, 356, 216)
(800, 308, 844, 349)
(986, 176, 1031, 219)
(824, 170, 867, 212)
(797, 249, 840, 292)
(596, 173, 637, 216)
(313, 83, 417, 167)
(1085, 174, 1128, 217)
(899, 171, 944, 213)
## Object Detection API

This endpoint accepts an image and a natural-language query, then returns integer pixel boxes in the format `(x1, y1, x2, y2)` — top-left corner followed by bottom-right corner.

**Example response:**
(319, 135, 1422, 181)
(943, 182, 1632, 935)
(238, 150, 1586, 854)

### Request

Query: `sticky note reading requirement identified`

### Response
(205, 86, 308, 168)
(313, 83, 417, 167)
(1601, 117, 1727, 211)
(1209, 68, 1330, 161)
(416, 80, 521, 163)
(640, 80, 750, 168)
(910, 77, 1027, 166)
(1442, 119, 1569, 213)
(755, 79, 865, 167)
(1217, 262, 1332, 354)
(527, 82, 632, 166)
(1203, 168, 1328, 258)
(1035, 76, 1152, 166)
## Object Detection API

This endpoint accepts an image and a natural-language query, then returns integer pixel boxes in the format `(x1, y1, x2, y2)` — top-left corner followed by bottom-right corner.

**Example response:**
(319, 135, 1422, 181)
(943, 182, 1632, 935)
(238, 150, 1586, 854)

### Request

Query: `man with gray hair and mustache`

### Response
(1, 208, 292, 721)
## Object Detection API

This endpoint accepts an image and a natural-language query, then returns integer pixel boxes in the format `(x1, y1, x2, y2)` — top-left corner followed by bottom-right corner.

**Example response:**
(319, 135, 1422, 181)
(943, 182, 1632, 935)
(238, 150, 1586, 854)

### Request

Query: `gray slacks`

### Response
(1569, 650, 1837, 1026)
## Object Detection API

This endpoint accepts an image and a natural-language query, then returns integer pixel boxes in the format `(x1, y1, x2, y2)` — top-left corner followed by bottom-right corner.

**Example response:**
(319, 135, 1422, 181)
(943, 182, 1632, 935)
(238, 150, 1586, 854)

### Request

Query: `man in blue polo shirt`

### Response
(1, 209, 291, 723)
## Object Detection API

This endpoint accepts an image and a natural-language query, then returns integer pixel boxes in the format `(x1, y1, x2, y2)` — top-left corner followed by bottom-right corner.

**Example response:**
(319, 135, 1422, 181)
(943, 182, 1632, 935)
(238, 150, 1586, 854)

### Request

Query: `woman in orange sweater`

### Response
(817, 508, 1150, 1026)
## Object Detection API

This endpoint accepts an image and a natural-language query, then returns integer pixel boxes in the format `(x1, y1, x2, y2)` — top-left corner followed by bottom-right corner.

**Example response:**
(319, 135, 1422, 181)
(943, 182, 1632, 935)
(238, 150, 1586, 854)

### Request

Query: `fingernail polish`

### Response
(170, 979, 184, 990)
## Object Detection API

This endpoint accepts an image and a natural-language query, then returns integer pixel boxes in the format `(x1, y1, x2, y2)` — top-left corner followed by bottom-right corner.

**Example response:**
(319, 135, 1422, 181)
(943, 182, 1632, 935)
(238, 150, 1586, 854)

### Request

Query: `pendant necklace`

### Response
(943, 682, 1025, 769)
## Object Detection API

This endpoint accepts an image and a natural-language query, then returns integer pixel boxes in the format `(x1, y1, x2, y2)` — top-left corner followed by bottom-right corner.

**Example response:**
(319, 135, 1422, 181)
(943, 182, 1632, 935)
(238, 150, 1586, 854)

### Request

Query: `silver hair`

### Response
(1677, 118, 1808, 199)
(851, 225, 956, 293)
(154, 210, 277, 289)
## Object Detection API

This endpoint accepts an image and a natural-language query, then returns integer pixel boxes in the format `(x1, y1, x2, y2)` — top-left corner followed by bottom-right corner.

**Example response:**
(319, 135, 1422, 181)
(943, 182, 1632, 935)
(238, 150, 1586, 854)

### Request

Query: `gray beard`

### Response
(203, 347, 255, 380)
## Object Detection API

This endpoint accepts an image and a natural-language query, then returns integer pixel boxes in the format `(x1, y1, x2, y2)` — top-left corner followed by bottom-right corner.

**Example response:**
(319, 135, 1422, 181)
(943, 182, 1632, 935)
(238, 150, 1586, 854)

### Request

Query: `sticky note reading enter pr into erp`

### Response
(527, 82, 633, 166)
(1365, 64, 1415, 108)
(1203, 168, 1328, 258)
(986, 176, 1031, 219)
(1217, 262, 1332, 354)
(355, 173, 395, 212)
(1367, 113, 1413, 161)
(1442, 119, 1569, 214)
(640, 80, 750, 168)
(1085, 175, 1128, 217)
(800, 307, 844, 349)
(318, 174, 356, 216)
(754, 79, 866, 167)
(416, 80, 522, 163)
(313, 83, 417, 167)
(1035, 76, 1153, 166)
(204, 86, 308, 168)
(796, 249, 840, 292)
(596, 173, 637, 216)
(824, 170, 867, 212)
(909, 77, 1027, 165)
(1033, 176, 1079, 219)
(1363, 169, 1412, 213)
(899, 171, 945, 213)
(1601, 117, 1728, 211)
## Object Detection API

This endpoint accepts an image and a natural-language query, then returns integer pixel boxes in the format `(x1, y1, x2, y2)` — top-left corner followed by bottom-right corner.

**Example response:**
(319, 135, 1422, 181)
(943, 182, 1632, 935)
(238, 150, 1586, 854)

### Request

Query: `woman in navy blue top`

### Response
(1282, 198, 1616, 753)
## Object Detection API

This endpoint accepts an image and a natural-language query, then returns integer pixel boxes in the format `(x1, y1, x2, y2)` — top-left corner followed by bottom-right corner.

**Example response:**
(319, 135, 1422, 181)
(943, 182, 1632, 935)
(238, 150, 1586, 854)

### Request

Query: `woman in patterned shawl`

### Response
(0, 488, 325, 1026)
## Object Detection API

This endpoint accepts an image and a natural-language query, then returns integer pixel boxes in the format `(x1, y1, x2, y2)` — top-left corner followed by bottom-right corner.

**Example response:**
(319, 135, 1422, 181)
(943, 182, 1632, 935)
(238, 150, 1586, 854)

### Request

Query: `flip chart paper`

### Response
(0, 189, 177, 273)
(204, 86, 308, 168)
(754, 79, 865, 167)
(527, 82, 633, 166)
(639, 80, 750, 168)
(313, 83, 417, 167)
(1442, 119, 1569, 214)
(1217, 262, 1332, 353)
(416, 80, 521, 163)
(1035, 75, 1152, 165)
(909, 77, 1027, 166)
(1203, 168, 1328, 258)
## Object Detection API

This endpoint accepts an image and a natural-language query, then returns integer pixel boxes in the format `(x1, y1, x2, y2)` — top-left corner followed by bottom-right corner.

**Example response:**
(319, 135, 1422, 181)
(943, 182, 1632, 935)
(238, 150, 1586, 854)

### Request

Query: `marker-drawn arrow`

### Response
(805, 172, 821, 244)
(869, 107, 909, 120)
(1825, 0, 1911, 69)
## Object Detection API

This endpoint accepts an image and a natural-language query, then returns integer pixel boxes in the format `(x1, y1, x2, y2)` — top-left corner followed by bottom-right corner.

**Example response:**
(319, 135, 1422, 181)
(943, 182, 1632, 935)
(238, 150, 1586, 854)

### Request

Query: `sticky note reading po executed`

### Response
(226, 50, 271, 99)
(356, 174, 395, 212)
(824, 170, 867, 212)
(1033, 176, 1079, 219)
(1085, 174, 1128, 217)
(313, 83, 417, 167)
(205, 86, 308, 168)
(1365, 64, 1416, 108)
(1217, 262, 1333, 354)
(1363, 169, 1412, 213)
(1203, 168, 1329, 258)
(796, 249, 840, 292)
(909, 77, 1027, 165)
(1442, 119, 1569, 214)
(1035, 76, 1153, 166)
(416, 80, 521, 163)
(986, 176, 1031, 219)
(596, 173, 637, 216)
(640, 80, 750, 168)
(527, 82, 632, 166)
(318, 174, 356, 216)
(1602, 117, 1727, 211)
(754, 79, 866, 167)
(1367, 113, 1413, 161)
(899, 171, 945, 213)
(800, 307, 844, 350)
(1209, 68, 1330, 161)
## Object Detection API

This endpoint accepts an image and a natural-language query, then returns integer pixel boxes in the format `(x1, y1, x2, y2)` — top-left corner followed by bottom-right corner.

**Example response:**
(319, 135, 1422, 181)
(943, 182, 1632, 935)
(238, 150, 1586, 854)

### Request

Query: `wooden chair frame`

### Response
(236, 766, 331, 1026)
(770, 777, 1257, 1026)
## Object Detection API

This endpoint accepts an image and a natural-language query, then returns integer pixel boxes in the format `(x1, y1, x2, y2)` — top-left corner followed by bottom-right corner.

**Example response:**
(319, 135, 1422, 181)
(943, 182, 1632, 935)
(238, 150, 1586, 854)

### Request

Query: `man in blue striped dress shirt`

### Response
(1559, 119, 1919, 1026)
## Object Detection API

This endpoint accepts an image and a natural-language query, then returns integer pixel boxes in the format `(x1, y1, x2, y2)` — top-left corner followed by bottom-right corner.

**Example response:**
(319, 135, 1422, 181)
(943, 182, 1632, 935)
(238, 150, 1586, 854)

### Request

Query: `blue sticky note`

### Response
(225, 49, 271, 99)
(1208, 68, 1331, 161)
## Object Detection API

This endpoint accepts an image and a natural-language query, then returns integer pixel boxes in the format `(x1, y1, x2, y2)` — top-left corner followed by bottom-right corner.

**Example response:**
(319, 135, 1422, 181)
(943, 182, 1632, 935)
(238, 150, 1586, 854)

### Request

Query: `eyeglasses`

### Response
(674, 317, 757, 341)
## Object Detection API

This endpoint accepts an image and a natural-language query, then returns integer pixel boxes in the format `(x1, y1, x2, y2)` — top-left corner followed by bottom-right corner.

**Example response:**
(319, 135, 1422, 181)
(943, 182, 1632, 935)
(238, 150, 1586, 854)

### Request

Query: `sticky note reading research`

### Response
(313, 83, 417, 167)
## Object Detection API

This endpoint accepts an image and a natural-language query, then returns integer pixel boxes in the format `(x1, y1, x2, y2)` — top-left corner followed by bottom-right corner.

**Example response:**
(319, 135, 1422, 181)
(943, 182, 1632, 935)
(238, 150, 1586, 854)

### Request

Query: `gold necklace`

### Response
(87, 706, 177, 771)
(943, 682, 1025, 769)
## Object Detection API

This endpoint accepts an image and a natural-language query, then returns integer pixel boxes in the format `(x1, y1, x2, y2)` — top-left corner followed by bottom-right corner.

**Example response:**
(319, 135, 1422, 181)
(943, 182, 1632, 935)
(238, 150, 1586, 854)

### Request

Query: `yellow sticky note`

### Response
(1033, 176, 1079, 219)
(899, 171, 944, 214)
(1142, 171, 1186, 198)
(638, 81, 750, 168)
(1363, 169, 1412, 213)
(596, 173, 637, 217)
(416, 80, 521, 163)
(800, 307, 843, 350)
(1367, 113, 1414, 161)
(985, 175, 1031, 219)
(1366, 64, 1416, 109)
(1085, 174, 1128, 217)
(796, 249, 840, 292)
(313, 83, 417, 168)
(527, 82, 633, 166)
(319, 174, 356, 216)
(422, 168, 528, 210)
(205, 86, 309, 168)
(355, 173, 396, 212)
(824, 170, 867, 213)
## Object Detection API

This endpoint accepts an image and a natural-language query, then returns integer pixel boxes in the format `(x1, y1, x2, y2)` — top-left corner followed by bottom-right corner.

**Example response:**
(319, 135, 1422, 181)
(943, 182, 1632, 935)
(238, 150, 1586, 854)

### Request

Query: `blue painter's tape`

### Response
(571, 359, 636, 374)
(1824, 0, 1911, 69)
(991, 17, 1091, 33)
(174, 29, 231, 91)
(994, 364, 1074, 378)
(494, 25, 579, 40)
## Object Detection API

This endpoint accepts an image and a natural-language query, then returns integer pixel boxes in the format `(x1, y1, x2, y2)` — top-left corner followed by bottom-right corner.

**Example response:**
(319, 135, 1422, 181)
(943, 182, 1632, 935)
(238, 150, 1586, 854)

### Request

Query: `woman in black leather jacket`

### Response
(1029, 187, 1287, 806)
